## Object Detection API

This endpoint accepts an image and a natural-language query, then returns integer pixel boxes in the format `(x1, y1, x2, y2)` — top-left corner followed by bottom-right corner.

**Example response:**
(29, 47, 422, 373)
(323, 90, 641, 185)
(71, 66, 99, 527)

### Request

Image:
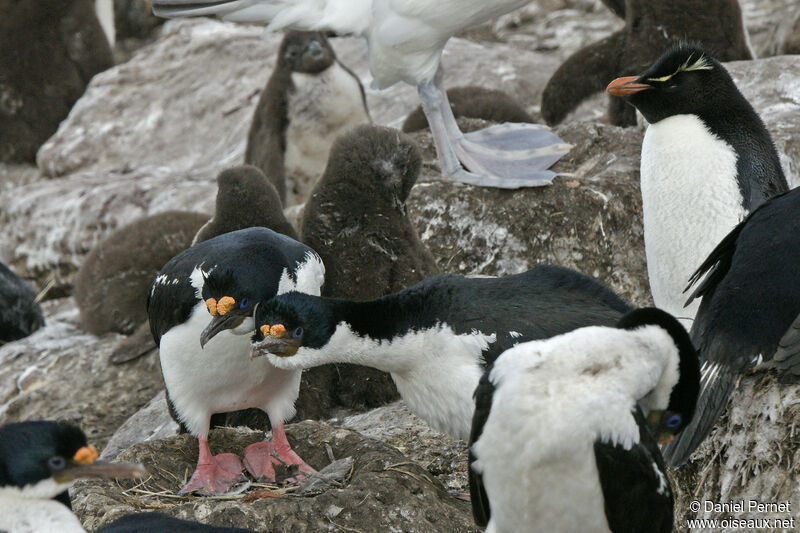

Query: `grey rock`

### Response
(0, 167, 216, 295)
(0, 298, 163, 447)
(100, 390, 179, 461)
(340, 402, 469, 494)
(73, 422, 479, 533)
(408, 119, 651, 307)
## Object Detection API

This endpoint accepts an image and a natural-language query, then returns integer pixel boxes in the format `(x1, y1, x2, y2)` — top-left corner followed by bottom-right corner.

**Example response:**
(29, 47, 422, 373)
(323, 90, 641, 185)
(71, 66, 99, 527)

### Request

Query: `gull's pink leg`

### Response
(179, 437, 244, 495)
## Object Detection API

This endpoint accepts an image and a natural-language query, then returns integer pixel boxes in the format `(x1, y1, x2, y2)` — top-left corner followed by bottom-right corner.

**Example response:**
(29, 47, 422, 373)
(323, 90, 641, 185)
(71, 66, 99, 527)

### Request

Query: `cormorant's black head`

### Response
(319, 125, 422, 213)
(200, 267, 259, 347)
(0, 421, 146, 497)
(617, 308, 700, 445)
(607, 44, 740, 124)
(279, 30, 335, 74)
(250, 292, 337, 358)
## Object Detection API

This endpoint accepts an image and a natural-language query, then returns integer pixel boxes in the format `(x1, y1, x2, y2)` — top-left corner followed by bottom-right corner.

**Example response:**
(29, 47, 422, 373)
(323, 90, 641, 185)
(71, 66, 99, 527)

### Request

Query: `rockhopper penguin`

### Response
(607, 44, 788, 324)
(469, 308, 700, 532)
(151, 0, 571, 189)
(147, 227, 324, 494)
(250, 265, 632, 440)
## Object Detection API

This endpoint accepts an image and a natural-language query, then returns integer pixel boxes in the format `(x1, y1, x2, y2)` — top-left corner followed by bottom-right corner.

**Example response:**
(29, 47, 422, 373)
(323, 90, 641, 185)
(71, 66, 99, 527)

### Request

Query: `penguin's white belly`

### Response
(640, 115, 745, 324)
(285, 64, 369, 181)
(159, 303, 299, 436)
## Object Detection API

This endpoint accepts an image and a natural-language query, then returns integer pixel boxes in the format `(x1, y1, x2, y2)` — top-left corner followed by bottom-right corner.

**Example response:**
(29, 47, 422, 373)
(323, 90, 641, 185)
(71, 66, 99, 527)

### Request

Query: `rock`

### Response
(0, 168, 217, 295)
(0, 298, 162, 446)
(408, 119, 651, 306)
(340, 402, 469, 494)
(74, 422, 479, 533)
(36, 20, 279, 179)
(100, 390, 179, 461)
(672, 371, 800, 531)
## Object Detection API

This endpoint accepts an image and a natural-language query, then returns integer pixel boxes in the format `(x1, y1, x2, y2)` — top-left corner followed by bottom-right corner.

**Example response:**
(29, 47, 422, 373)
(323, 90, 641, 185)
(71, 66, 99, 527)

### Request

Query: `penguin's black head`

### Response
(250, 292, 337, 358)
(607, 44, 739, 124)
(200, 267, 259, 347)
(617, 308, 700, 445)
(279, 30, 335, 74)
(320, 125, 422, 212)
(0, 421, 145, 497)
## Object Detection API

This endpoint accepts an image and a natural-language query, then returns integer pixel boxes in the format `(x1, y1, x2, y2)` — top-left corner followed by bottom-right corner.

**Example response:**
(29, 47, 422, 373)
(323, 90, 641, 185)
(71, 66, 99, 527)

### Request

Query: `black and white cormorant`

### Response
(0, 420, 146, 533)
(250, 265, 632, 440)
(469, 308, 700, 532)
(149, 0, 571, 189)
(606, 44, 788, 325)
(0, 420, 255, 533)
(147, 227, 324, 494)
(662, 186, 800, 466)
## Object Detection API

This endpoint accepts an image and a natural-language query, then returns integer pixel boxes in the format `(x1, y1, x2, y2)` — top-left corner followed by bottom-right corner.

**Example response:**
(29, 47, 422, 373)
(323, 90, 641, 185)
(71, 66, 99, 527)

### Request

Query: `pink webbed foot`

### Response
(180, 439, 244, 495)
(243, 441, 278, 482)
(243, 422, 315, 483)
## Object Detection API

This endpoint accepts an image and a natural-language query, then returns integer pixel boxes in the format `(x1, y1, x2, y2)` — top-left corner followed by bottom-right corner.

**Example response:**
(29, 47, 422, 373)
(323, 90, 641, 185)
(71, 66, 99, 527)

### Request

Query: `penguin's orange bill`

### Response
(606, 76, 651, 96)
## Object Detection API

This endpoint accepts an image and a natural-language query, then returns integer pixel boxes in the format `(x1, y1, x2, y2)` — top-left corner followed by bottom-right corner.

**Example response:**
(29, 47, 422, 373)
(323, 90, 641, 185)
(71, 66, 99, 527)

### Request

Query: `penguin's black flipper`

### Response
(541, 30, 625, 126)
(773, 313, 800, 375)
(468, 369, 495, 527)
(661, 356, 740, 467)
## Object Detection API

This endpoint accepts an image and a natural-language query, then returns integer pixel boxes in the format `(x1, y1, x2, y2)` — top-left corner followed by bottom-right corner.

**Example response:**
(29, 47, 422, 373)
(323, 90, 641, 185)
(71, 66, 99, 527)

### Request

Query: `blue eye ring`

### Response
(47, 456, 66, 471)
(292, 327, 304, 339)
(665, 414, 682, 429)
(239, 298, 249, 309)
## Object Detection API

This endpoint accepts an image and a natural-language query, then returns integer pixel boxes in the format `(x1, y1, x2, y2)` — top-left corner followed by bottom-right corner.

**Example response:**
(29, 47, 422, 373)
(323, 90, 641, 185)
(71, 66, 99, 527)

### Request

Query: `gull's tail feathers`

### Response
(151, 0, 372, 37)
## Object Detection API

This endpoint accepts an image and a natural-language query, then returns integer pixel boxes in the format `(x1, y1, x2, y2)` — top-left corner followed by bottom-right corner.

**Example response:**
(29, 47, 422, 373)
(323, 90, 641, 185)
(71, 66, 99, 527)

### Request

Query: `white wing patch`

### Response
(277, 252, 325, 296)
(653, 461, 669, 496)
(189, 264, 215, 299)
